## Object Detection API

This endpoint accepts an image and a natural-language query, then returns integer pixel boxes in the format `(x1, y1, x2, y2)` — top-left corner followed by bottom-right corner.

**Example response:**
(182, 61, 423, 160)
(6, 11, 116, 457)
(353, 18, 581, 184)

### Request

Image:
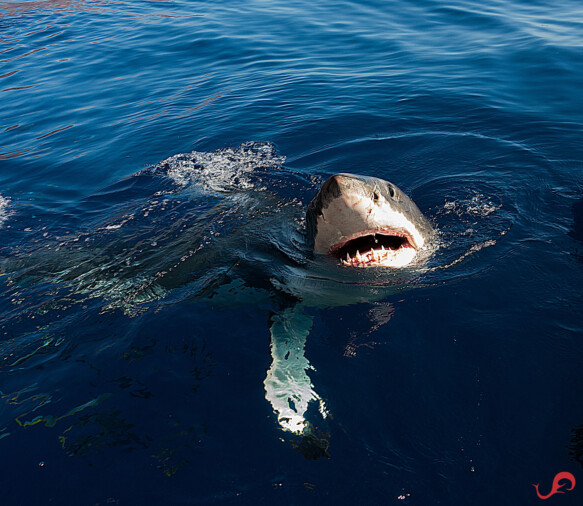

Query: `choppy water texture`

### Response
(1, 0, 583, 504)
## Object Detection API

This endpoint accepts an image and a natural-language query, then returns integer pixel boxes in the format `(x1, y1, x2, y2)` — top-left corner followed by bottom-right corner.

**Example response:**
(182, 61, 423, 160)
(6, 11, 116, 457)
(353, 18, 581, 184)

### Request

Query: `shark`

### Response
(0, 143, 435, 458)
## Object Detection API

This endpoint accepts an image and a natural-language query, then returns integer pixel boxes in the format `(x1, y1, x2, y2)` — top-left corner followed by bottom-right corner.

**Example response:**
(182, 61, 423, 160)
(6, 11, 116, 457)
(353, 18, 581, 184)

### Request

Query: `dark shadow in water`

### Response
(291, 422, 330, 460)
(568, 197, 583, 266)
(567, 198, 583, 467)
(569, 198, 583, 244)
(568, 424, 583, 469)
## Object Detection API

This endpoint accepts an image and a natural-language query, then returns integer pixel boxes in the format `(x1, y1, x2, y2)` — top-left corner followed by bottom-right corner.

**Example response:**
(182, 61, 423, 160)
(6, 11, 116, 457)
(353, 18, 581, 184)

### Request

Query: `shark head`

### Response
(306, 174, 433, 268)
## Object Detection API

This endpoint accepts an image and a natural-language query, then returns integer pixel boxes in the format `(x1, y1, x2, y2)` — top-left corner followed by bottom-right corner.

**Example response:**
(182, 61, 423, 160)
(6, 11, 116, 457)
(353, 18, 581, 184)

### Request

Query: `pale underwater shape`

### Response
(0, 195, 10, 228)
(264, 306, 327, 434)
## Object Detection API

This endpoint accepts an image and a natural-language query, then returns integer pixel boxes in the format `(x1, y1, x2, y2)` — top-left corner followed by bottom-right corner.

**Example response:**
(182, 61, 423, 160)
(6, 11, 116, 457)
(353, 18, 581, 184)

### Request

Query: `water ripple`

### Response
(0, 1, 582, 502)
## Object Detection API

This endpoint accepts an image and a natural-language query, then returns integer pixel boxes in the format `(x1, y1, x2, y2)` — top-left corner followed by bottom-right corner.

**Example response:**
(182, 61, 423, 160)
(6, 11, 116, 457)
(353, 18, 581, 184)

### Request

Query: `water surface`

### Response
(1, 0, 582, 504)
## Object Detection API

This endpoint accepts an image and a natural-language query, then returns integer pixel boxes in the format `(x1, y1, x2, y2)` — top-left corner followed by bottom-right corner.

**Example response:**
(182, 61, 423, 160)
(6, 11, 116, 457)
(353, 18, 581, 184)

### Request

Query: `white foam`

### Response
(0, 194, 10, 228)
(161, 142, 286, 192)
(440, 238, 498, 269)
(444, 193, 501, 218)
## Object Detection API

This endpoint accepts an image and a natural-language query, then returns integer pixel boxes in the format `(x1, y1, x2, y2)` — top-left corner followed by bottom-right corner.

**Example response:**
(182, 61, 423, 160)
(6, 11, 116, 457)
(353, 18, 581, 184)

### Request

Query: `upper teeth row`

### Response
(342, 246, 391, 266)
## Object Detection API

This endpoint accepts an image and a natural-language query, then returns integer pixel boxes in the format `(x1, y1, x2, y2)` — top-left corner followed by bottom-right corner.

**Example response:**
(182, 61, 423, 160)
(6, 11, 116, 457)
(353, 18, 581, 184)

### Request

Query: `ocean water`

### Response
(1, 0, 583, 504)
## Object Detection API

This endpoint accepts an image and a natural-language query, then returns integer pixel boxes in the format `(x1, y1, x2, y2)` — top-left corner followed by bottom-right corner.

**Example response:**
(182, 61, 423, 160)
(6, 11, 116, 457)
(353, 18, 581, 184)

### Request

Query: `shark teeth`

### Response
(341, 246, 412, 267)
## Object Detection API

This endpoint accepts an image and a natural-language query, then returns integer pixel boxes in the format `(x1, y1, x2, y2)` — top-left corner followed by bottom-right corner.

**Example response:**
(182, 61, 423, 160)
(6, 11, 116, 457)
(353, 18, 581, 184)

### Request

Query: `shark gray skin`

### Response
(264, 174, 434, 442)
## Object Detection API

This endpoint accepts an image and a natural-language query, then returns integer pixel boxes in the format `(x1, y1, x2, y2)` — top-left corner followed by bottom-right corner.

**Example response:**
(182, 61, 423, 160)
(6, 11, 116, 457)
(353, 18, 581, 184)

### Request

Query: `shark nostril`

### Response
(373, 191, 380, 202)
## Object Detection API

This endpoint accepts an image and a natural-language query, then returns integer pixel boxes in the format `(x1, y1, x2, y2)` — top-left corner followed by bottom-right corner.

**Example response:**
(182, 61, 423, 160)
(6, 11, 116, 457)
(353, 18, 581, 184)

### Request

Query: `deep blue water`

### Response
(1, 0, 583, 504)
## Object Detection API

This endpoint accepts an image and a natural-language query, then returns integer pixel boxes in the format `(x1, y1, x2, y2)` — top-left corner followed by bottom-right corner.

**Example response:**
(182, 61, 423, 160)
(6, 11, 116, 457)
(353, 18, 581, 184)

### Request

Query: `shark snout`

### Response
(320, 174, 374, 206)
(320, 174, 345, 201)
(329, 173, 363, 190)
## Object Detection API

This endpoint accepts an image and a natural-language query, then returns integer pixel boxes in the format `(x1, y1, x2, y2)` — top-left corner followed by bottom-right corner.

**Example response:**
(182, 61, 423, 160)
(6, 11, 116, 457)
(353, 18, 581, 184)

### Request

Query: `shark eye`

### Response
(388, 185, 395, 198)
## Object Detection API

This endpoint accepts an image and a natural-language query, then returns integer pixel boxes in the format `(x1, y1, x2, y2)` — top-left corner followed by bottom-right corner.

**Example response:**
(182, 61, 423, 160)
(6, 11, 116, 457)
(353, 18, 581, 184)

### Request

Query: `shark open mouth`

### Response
(329, 230, 415, 267)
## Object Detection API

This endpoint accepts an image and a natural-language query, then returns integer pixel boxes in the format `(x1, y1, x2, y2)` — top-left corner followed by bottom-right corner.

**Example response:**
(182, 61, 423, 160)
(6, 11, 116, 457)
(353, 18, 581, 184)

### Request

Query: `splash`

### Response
(0, 194, 10, 228)
(443, 192, 501, 218)
(426, 182, 512, 275)
(157, 142, 286, 192)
